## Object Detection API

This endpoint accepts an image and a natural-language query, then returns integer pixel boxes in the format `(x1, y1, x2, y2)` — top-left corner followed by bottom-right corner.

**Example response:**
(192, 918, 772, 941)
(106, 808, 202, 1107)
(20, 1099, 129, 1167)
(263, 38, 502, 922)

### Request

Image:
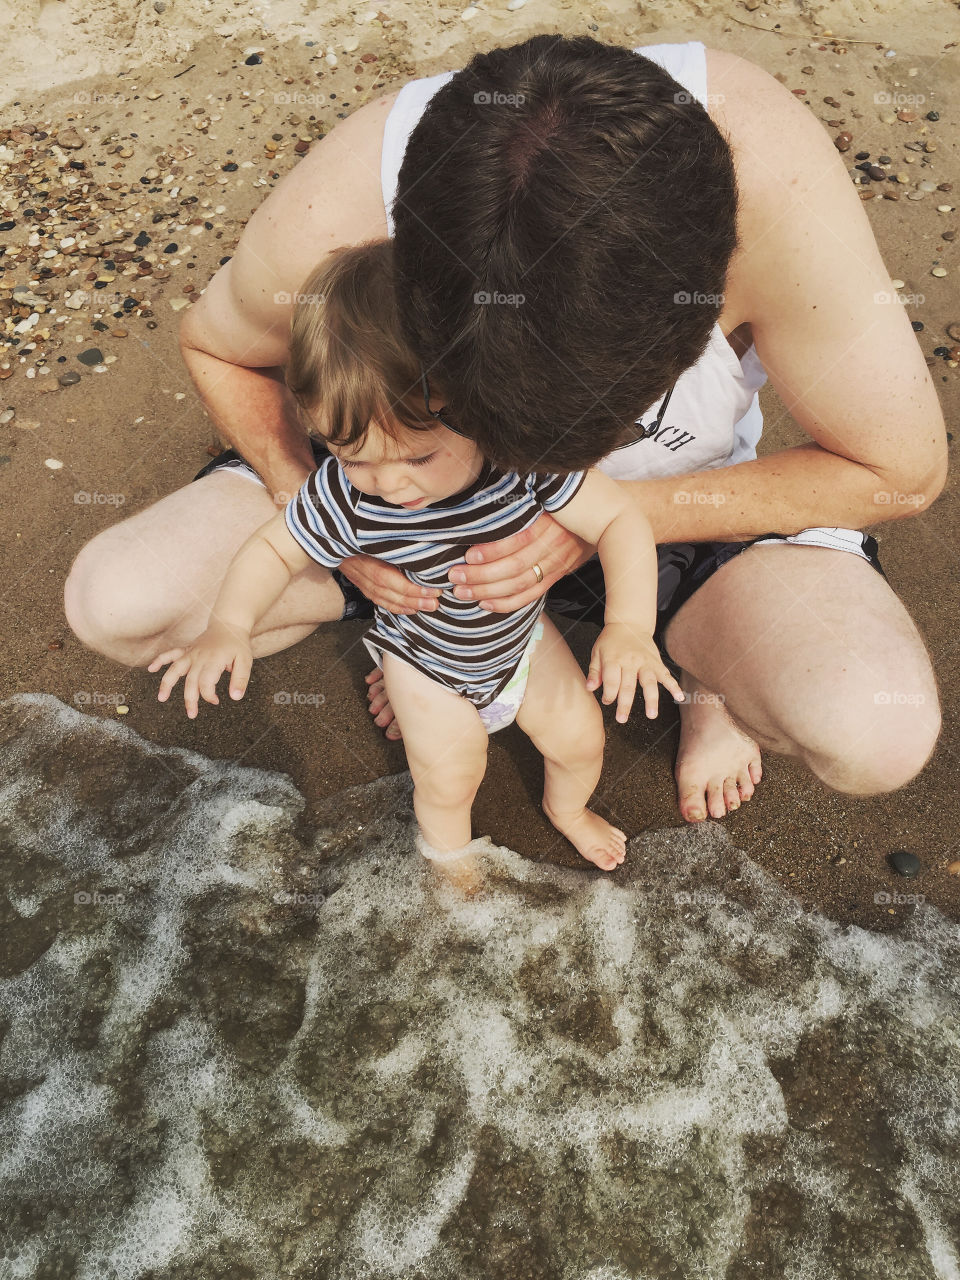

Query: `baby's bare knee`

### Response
(412, 750, 487, 810)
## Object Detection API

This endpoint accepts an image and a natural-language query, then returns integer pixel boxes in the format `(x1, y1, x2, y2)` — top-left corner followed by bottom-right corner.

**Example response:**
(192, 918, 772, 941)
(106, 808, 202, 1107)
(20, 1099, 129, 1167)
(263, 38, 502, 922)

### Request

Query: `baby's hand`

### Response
(147, 622, 254, 720)
(586, 623, 685, 722)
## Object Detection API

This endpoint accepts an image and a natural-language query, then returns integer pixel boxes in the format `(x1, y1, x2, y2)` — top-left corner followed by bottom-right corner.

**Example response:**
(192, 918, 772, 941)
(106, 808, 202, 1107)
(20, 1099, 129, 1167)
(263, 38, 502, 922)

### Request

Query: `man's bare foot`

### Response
(543, 802, 627, 871)
(675, 670, 762, 823)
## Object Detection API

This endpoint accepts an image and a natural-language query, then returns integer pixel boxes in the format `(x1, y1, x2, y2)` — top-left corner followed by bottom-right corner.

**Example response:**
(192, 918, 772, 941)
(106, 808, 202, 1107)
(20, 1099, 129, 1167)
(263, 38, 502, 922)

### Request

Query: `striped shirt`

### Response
(284, 456, 586, 707)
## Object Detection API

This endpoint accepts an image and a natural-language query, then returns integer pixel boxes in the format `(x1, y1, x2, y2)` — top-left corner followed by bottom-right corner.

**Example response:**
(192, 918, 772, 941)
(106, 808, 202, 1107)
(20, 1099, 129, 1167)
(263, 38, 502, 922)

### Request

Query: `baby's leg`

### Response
(381, 653, 489, 879)
(516, 616, 627, 871)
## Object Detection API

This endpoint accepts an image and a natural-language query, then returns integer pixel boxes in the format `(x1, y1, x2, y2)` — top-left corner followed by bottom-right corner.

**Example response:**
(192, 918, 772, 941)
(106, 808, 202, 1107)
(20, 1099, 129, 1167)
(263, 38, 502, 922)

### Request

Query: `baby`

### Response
(149, 240, 683, 883)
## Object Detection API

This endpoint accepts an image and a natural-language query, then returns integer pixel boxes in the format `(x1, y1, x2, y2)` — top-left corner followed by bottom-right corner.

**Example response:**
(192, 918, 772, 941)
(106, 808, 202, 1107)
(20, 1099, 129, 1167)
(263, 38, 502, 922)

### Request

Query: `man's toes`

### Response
(737, 772, 755, 801)
(722, 777, 740, 811)
(678, 787, 707, 822)
(748, 760, 762, 785)
(705, 780, 728, 819)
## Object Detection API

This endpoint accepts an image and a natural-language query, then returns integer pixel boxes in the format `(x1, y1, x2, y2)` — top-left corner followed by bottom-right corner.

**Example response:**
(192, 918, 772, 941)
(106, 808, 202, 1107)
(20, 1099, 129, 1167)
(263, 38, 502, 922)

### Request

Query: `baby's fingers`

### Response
(663, 669, 685, 703)
(615, 676, 636, 725)
(148, 648, 184, 675)
(229, 652, 252, 700)
(639, 671, 661, 720)
(586, 654, 603, 693)
(156, 655, 189, 702)
(197, 664, 226, 709)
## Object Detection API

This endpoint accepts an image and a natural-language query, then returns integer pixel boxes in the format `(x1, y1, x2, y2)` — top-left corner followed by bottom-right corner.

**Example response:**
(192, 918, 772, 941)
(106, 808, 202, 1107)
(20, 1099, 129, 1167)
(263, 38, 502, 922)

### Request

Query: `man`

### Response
(64, 36, 946, 825)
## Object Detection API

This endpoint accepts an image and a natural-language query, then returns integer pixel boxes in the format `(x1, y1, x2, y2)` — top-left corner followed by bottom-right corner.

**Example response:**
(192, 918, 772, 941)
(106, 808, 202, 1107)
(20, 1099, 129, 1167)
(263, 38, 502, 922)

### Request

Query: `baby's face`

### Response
(325, 421, 485, 510)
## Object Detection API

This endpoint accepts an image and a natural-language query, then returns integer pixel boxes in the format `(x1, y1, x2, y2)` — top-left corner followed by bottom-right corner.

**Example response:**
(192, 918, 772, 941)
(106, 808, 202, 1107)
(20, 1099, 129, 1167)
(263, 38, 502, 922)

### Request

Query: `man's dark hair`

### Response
(392, 35, 741, 472)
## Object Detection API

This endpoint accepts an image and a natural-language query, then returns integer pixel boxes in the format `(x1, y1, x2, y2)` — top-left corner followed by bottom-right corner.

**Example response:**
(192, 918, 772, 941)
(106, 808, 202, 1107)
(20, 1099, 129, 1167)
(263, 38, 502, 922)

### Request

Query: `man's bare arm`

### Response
(177, 92, 398, 500)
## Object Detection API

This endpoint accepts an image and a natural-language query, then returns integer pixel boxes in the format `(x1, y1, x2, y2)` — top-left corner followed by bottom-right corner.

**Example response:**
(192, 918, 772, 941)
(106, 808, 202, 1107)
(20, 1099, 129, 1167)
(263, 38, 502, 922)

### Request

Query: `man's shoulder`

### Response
(702, 46, 855, 326)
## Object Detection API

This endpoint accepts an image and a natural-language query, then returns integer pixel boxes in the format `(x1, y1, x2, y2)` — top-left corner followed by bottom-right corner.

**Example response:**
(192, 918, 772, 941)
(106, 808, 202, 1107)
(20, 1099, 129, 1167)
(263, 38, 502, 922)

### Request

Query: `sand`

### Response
(1, 0, 958, 928)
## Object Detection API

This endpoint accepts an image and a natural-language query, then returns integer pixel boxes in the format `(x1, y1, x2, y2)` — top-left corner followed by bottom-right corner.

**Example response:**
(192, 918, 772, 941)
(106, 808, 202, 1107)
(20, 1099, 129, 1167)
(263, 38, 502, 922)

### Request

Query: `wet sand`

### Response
(2, 0, 958, 928)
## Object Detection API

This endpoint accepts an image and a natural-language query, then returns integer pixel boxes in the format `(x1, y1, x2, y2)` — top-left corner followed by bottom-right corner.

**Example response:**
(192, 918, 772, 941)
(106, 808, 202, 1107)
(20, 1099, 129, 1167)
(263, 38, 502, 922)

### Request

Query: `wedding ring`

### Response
(532, 562, 544, 584)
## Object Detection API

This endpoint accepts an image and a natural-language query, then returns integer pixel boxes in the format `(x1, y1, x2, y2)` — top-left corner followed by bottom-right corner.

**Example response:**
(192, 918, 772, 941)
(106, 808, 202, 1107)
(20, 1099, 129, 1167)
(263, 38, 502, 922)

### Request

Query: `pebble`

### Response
(919, 180, 938, 192)
(58, 371, 81, 387)
(888, 850, 921, 878)
(507, 0, 527, 8)
(926, 111, 939, 122)
(947, 860, 960, 876)
(44, 458, 64, 470)
(906, 191, 926, 201)
(877, 155, 892, 164)
(56, 127, 84, 149)
(461, 5, 480, 17)
(943, 231, 956, 243)
(937, 205, 954, 213)
(855, 150, 870, 160)
(867, 165, 886, 181)
(946, 322, 960, 342)
(897, 109, 917, 122)
(78, 348, 104, 367)
(891, 279, 905, 289)
(64, 291, 88, 309)
(911, 320, 924, 332)
(169, 297, 191, 311)
(342, 36, 360, 51)
(0, 408, 14, 425)
(834, 132, 853, 152)
(116, 705, 129, 715)
(931, 267, 948, 277)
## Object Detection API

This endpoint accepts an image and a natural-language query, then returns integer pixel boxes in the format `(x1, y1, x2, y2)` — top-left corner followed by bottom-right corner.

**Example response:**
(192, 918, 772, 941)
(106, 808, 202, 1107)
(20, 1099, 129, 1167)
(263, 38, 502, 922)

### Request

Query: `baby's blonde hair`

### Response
(285, 238, 435, 449)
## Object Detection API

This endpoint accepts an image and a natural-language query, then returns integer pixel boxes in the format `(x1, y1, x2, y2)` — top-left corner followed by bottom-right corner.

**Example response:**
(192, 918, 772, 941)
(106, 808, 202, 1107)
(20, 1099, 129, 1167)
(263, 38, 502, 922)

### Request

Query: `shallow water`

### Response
(1, 693, 959, 1280)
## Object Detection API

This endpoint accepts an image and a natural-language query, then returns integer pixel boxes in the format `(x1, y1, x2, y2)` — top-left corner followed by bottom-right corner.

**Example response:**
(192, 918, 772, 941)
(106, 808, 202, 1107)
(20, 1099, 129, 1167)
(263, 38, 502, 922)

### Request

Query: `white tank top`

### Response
(380, 40, 768, 481)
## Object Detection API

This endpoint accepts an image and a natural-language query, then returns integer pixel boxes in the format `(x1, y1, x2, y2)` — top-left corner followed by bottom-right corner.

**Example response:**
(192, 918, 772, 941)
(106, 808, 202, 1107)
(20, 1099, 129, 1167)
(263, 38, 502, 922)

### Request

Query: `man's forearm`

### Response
(623, 442, 942, 544)
(181, 342, 316, 502)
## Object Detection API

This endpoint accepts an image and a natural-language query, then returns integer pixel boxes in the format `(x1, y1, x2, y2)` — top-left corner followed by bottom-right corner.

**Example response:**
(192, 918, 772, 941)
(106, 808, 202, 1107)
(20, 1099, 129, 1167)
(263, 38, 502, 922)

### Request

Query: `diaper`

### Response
(477, 620, 545, 735)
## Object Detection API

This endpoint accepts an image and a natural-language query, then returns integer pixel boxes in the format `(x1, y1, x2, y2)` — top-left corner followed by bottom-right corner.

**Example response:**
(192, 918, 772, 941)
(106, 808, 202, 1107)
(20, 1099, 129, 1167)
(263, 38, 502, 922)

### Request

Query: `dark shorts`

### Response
(192, 440, 886, 673)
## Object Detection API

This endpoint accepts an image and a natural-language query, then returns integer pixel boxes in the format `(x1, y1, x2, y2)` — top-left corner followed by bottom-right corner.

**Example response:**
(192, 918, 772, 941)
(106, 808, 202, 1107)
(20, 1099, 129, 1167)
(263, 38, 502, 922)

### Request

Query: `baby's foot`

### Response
(543, 803, 627, 871)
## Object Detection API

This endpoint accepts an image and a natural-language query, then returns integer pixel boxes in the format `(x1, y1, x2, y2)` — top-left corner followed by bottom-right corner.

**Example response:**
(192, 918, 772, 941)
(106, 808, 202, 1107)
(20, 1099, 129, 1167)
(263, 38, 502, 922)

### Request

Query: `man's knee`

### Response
(804, 687, 942, 795)
(63, 536, 156, 666)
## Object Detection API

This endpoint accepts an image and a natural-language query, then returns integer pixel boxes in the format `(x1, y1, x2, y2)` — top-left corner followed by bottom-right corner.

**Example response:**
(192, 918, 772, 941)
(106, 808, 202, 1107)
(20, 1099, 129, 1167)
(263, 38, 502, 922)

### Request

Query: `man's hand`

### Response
(447, 513, 591, 613)
(339, 556, 440, 615)
(357, 514, 590, 740)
